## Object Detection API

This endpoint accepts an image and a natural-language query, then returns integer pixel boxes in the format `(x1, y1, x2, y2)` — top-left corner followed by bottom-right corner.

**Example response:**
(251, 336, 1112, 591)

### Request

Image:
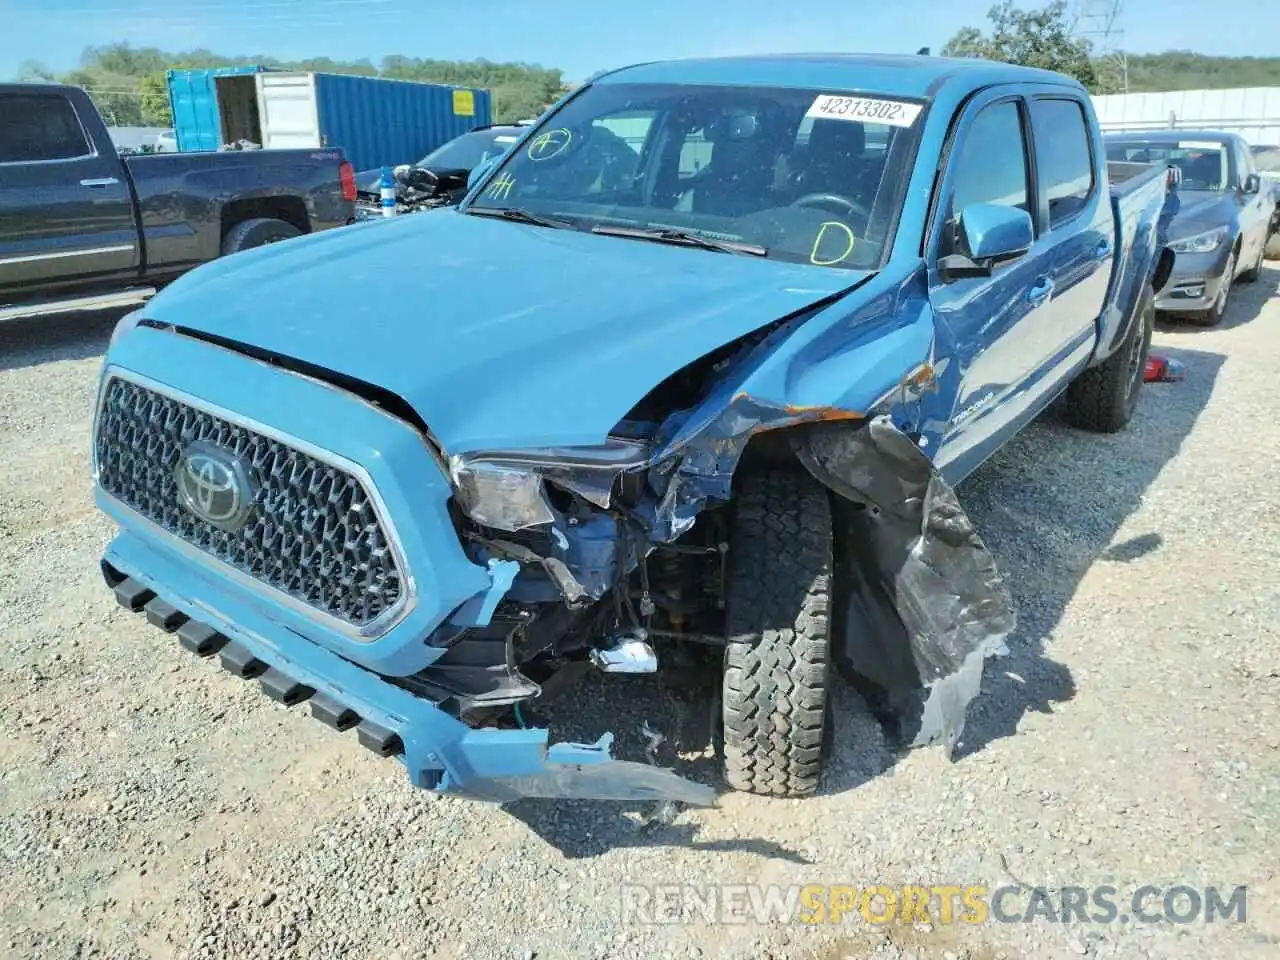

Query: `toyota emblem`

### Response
(174, 441, 256, 532)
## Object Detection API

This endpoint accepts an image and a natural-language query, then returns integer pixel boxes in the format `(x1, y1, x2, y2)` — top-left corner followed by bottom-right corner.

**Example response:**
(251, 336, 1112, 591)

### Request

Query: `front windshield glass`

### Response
(465, 82, 924, 270)
(1105, 139, 1229, 190)
(419, 129, 520, 170)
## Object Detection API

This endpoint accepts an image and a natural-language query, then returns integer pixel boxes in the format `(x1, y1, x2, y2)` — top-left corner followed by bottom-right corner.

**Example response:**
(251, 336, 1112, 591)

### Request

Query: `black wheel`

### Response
(1193, 249, 1236, 326)
(722, 470, 833, 797)
(221, 217, 302, 256)
(1064, 286, 1154, 433)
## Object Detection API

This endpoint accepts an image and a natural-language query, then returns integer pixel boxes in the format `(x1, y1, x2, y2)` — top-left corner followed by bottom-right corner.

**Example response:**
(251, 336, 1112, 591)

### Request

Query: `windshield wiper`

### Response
(466, 206, 574, 229)
(590, 224, 768, 257)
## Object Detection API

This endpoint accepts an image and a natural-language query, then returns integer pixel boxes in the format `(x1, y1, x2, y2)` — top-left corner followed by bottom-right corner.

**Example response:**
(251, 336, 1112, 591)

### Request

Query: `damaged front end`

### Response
(432, 298, 1016, 792)
(98, 270, 1014, 805)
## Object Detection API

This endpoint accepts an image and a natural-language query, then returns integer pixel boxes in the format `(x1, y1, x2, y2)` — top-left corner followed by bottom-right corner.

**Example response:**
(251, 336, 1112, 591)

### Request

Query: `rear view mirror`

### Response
(939, 203, 1034, 281)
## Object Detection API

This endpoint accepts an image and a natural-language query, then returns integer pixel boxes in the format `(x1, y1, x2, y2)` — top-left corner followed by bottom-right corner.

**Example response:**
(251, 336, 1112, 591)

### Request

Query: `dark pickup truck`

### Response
(0, 83, 356, 322)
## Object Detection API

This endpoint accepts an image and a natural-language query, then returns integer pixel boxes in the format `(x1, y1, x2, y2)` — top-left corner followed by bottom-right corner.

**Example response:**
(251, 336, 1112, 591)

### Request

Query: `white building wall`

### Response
(1090, 87, 1280, 146)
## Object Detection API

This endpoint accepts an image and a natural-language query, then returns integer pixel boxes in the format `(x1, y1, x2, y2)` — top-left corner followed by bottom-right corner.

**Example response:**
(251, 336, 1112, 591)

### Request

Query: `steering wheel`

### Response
(790, 192, 870, 223)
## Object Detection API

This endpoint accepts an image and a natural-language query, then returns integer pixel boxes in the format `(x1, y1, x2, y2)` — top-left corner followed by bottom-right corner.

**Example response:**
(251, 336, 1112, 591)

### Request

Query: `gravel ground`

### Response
(1, 276, 1277, 960)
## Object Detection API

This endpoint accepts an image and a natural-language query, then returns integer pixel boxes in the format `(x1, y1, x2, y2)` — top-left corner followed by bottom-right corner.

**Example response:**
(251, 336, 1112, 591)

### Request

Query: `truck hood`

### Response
(143, 210, 868, 453)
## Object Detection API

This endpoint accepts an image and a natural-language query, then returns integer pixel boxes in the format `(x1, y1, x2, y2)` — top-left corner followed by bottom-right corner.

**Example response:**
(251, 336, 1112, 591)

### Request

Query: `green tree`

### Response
(138, 72, 172, 126)
(943, 1, 1098, 90)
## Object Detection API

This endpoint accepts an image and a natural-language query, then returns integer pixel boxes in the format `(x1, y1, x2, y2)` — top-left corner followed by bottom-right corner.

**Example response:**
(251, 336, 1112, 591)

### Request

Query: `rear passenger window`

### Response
(950, 101, 1029, 218)
(1031, 99, 1094, 225)
(0, 94, 92, 163)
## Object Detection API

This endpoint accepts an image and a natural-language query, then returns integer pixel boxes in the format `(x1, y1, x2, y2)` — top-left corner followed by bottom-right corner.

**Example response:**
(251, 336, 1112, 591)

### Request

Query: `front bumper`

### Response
(1154, 248, 1230, 313)
(102, 538, 714, 805)
(95, 326, 713, 805)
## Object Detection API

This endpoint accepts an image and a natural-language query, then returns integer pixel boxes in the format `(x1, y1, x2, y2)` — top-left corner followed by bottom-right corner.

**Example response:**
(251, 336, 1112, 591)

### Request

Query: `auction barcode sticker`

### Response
(806, 94, 922, 128)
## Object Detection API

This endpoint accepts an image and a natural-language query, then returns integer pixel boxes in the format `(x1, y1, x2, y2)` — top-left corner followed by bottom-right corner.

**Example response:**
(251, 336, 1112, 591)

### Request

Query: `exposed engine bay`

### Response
(355, 165, 470, 219)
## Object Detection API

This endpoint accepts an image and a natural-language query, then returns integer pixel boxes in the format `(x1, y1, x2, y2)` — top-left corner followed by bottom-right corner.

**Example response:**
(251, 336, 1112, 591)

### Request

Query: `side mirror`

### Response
(939, 203, 1034, 281)
(467, 156, 501, 191)
(1243, 172, 1262, 195)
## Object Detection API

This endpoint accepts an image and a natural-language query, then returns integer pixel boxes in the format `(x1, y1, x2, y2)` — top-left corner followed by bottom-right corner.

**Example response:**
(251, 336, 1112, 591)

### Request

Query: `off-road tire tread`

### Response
(722, 470, 832, 797)
(1064, 288, 1153, 433)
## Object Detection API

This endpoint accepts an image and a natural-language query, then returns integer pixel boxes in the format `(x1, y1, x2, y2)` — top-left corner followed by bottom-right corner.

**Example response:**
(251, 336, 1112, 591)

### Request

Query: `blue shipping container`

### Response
(255, 72, 492, 172)
(167, 66, 271, 152)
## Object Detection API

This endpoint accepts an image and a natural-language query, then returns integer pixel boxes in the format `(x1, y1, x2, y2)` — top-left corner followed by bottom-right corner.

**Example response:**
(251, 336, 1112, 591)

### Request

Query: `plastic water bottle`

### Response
(380, 166, 397, 218)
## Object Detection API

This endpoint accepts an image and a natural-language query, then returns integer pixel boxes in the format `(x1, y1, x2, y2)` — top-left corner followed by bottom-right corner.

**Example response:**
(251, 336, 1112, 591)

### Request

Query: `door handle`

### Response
(1027, 277, 1055, 304)
(80, 178, 119, 188)
(1095, 239, 1113, 259)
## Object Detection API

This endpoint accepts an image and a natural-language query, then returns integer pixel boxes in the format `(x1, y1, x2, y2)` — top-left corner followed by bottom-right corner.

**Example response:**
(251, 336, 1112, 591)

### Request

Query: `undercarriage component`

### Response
(396, 627, 541, 713)
(589, 629, 658, 673)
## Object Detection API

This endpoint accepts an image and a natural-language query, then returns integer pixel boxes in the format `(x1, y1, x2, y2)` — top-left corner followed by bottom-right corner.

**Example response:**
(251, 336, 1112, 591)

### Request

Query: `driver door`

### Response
(926, 92, 1053, 483)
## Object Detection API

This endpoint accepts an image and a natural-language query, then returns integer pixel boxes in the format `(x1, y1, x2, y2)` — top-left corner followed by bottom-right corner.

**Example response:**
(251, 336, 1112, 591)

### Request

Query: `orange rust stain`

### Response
(781, 404, 865, 421)
(730, 391, 865, 420)
(901, 362, 937, 391)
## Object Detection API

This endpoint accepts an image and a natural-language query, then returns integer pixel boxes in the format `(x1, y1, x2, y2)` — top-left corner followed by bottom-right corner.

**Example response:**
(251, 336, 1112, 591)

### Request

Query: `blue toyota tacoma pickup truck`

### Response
(93, 55, 1177, 805)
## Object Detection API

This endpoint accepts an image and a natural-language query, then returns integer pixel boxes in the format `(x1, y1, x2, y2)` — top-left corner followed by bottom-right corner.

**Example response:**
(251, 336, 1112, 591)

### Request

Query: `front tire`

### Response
(1064, 286, 1154, 433)
(722, 470, 833, 797)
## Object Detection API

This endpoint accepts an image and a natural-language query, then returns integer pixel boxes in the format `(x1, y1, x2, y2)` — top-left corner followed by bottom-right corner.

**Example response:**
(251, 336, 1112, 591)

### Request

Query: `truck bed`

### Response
(1098, 160, 1178, 356)
(122, 149, 352, 273)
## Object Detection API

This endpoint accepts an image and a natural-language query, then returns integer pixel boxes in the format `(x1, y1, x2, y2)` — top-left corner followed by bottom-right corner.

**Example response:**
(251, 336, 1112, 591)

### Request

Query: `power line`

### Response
(1073, 0, 1128, 93)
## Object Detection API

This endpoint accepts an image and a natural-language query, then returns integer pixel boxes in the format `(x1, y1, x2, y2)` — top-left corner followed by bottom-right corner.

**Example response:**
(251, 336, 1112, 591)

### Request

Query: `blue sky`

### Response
(2, 0, 1276, 81)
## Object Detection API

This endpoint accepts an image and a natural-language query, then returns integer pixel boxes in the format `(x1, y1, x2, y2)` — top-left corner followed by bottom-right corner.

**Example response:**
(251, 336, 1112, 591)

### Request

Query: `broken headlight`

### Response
(449, 439, 651, 532)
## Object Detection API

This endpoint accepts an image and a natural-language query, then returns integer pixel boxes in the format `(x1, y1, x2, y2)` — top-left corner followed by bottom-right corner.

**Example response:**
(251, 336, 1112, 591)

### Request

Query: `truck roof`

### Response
(0, 81, 83, 96)
(598, 53, 1082, 99)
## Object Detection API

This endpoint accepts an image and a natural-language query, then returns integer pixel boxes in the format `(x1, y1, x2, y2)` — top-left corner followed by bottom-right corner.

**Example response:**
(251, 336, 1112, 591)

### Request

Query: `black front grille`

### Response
(94, 377, 405, 630)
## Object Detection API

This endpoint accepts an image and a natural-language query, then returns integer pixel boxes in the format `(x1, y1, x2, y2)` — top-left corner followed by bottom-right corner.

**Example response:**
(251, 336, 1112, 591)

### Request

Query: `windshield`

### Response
(464, 82, 924, 270)
(1105, 139, 1229, 191)
(419, 128, 520, 170)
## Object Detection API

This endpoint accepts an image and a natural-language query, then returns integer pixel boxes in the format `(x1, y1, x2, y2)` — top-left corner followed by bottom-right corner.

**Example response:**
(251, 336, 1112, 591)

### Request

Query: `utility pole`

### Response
(1074, 0, 1128, 94)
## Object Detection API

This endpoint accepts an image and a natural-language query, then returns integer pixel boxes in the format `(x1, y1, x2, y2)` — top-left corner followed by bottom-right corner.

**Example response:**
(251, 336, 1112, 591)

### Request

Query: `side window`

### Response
(1234, 140, 1255, 184)
(1031, 98, 1095, 226)
(949, 101, 1029, 219)
(0, 94, 92, 164)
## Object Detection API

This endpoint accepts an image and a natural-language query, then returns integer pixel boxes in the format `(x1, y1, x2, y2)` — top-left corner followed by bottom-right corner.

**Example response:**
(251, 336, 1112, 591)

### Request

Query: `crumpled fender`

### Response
(635, 268, 1011, 756)
(642, 269, 945, 539)
(791, 415, 1015, 756)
